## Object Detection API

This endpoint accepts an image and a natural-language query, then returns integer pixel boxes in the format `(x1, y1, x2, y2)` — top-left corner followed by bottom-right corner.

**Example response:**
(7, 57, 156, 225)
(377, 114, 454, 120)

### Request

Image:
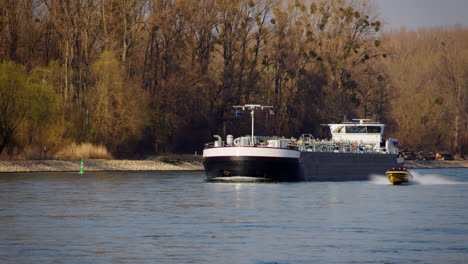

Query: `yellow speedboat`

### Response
(386, 168, 413, 185)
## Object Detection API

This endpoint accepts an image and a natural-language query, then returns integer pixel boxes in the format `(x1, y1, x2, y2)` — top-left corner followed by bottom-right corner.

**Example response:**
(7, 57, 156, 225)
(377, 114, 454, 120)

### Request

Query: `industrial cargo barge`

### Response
(203, 104, 404, 181)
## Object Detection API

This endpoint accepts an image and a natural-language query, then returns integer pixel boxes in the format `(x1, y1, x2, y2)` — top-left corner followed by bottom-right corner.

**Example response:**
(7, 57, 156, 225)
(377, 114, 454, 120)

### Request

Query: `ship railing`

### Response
(204, 137, 400, 154)
(246, 136, 299, 148)
(204, 136, 294, 148)
(204, 142, 215, 148)
(204, 136, 297, 148)
(298, 140, 400, 154)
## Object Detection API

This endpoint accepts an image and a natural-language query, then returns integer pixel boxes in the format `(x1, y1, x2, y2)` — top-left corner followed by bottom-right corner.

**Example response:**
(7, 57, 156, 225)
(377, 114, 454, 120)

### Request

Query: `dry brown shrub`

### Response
(0, 146, 44, 160)
(54, 143, 113, 160)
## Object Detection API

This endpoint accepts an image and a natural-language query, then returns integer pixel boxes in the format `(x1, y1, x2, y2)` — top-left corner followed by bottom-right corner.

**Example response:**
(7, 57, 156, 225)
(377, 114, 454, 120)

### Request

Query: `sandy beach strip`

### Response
(0, 159, 204, 173)
(405, 160, 468, 169)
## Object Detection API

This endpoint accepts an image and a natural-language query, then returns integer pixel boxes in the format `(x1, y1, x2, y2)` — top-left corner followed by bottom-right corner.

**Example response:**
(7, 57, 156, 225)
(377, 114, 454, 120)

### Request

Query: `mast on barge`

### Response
(234, 104, 273, 146)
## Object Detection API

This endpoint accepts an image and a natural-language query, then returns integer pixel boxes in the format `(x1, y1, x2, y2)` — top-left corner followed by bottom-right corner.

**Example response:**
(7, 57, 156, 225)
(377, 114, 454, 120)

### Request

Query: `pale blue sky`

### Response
(372, 0, 468, 30)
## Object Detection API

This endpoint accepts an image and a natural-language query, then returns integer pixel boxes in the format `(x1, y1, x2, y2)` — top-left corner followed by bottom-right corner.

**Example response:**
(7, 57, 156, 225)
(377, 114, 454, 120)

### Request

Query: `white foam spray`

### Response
(370, 174, 389, 185)
(410, 171, 465, 185)
(370, 171, 465, 185)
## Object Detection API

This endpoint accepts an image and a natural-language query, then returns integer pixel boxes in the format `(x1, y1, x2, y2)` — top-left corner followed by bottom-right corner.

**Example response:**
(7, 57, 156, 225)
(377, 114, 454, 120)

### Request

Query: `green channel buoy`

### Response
(79, 158, 85, 174)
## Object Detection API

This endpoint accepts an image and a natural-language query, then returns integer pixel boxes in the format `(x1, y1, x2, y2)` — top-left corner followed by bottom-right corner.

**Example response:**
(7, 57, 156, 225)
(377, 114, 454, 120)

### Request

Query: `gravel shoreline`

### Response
(0, 156, 204, 173)
(0, 158, 466, 173)
(404, 160, 468, 169)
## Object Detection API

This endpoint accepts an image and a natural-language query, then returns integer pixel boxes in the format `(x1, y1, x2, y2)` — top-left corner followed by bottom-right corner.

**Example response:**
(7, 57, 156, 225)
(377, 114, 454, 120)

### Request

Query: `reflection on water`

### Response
(206, 176, 274, 183)
(0, 169, 467, 264)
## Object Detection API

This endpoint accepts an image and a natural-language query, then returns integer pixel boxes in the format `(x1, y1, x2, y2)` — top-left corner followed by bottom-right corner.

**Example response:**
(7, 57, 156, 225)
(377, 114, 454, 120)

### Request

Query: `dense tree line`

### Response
(382, 26, 468, 156)
(0, 0, 466, 158)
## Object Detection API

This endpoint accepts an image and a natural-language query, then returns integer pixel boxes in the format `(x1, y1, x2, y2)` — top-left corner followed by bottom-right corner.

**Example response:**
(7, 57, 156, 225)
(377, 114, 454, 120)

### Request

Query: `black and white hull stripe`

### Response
(203, 147, 300, 181)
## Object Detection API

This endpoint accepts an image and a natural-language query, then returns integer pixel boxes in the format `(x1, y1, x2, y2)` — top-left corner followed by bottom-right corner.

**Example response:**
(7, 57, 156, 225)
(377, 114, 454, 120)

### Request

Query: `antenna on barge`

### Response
(234, 104, 273, 146)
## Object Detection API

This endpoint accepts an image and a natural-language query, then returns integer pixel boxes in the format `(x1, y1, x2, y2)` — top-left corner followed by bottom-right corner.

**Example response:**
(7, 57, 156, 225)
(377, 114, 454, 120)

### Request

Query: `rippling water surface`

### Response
(1, 168, 467, 263)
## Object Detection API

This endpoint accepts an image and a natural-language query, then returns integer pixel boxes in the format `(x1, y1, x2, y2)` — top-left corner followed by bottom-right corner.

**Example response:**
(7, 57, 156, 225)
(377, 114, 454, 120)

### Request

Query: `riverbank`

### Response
(0, 155, 204, 173)
(405, 160, 468, 169)
(0, 157, 466, 173)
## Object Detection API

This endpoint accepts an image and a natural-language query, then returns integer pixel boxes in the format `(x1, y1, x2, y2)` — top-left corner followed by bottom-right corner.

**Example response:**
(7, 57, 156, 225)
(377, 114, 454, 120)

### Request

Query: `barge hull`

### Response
(299, 152, 402, 181)
(203, 156, 300, 181)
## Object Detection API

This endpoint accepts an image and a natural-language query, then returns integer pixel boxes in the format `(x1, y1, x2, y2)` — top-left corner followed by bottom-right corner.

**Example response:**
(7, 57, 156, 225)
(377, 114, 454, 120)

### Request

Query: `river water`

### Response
(1, 168, 467, 264)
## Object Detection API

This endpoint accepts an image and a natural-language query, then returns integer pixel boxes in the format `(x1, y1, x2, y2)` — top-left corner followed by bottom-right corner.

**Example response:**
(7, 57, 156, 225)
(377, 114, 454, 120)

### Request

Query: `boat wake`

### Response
(411, 171, 465, 185)
(370, 172, 466, 185)
(370, 174, 392, 185)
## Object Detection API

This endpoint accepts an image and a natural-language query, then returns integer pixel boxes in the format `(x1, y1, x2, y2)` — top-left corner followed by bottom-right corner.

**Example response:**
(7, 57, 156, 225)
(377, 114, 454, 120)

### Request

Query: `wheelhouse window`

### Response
(345, 126, 367, 133)
(366, 126, 382, 133)
(333, 126, 345, 133)
(344, 126, 382, 133)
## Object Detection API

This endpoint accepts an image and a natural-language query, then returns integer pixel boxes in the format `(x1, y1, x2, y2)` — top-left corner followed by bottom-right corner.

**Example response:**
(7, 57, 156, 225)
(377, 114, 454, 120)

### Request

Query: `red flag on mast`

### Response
(269, 108, 275, 117)
(236, 104, 242, 117)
